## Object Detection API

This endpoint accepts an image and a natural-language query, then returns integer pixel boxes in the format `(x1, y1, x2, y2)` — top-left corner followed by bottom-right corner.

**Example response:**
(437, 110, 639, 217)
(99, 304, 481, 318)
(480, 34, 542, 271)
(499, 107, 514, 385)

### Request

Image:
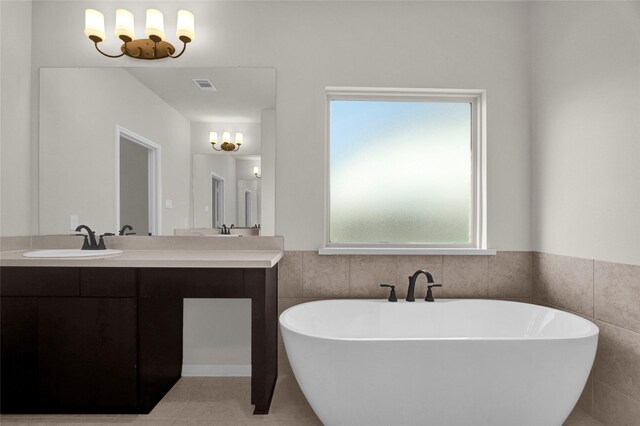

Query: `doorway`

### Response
(211, 174, 224, 228)
(116, 126, 161, 236)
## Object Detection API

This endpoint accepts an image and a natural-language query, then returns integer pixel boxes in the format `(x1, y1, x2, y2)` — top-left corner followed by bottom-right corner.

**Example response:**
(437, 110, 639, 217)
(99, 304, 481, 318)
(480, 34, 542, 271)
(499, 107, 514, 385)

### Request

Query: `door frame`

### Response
(115, 126, 162, 236)
(244, 189, 252, 227)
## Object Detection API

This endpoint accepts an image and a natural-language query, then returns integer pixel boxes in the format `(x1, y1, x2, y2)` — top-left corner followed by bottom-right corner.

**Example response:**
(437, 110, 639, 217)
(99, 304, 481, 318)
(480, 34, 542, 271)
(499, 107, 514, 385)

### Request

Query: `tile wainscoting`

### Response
(532, 253, 640, 426)
(278, 250, 639, 426)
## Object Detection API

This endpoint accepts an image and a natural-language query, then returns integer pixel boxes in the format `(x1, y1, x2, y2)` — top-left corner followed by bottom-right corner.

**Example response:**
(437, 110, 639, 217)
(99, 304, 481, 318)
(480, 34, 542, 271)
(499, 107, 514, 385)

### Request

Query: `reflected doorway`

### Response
(212, 174, 224, 228)
(117, 126, 160, 236)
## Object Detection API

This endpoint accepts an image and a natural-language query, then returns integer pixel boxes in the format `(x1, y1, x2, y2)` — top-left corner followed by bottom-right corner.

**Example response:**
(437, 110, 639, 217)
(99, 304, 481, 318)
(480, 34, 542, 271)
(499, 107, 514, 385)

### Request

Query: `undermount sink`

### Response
(23, 249, 123, 259)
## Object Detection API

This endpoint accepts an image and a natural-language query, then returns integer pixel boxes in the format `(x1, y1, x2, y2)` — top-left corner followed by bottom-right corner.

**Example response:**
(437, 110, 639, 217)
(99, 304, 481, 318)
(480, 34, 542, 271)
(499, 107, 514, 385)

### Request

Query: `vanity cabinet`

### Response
(0, 264, 278, 415)
(1, 297, 39, 411)
(37, 297, 137, 410)
(0, 268, 138, 413)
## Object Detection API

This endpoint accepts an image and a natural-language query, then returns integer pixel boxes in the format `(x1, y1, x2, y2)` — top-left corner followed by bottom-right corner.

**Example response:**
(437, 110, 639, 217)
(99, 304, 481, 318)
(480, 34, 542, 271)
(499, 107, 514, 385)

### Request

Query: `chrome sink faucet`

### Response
(406, 269, 442, 302)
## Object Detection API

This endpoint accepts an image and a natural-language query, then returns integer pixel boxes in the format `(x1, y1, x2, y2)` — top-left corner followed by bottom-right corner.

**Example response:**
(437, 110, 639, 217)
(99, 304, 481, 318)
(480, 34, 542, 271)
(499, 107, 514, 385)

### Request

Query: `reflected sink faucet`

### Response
(406, 270, 442, 302)
(119, 224, 135, 235)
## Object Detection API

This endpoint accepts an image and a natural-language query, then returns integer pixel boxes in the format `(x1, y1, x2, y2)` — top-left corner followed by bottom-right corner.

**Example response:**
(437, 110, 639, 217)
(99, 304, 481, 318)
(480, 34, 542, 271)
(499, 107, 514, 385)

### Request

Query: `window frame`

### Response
(323, 87, 488, 252)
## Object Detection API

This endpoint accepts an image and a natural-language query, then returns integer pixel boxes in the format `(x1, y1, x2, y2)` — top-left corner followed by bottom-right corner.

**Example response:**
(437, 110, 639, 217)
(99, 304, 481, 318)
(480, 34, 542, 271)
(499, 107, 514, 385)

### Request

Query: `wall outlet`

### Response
(165, 199, 173, 209)
(70, 215, 79, 231)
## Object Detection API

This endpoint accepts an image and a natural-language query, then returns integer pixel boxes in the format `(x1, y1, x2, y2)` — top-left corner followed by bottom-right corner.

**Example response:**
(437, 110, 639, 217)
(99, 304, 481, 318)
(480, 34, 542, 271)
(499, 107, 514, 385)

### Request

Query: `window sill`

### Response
(318, 247, 497, 256)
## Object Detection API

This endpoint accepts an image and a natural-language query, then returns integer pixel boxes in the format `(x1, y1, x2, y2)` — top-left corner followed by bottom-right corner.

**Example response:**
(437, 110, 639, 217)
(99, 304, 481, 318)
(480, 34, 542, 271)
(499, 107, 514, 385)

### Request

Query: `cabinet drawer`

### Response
(139, 268, 243, 298)
(0, 267, 79, 297)
(80, 268, 136, 297)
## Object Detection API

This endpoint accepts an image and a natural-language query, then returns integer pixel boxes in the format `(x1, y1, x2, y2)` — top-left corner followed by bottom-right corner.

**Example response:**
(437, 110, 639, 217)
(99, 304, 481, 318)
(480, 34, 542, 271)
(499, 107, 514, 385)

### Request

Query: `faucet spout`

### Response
(406, 269, 434, 302)
(119, 224, 133, 235)
(75, 225, 98, 249)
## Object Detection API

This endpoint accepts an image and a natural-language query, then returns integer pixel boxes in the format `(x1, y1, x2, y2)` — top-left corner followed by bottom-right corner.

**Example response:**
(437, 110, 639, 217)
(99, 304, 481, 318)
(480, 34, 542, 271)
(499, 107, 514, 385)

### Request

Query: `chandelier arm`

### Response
(167, 41, 188, 59)
(211, 145, 222, 152)
(94, 41, 127, 58)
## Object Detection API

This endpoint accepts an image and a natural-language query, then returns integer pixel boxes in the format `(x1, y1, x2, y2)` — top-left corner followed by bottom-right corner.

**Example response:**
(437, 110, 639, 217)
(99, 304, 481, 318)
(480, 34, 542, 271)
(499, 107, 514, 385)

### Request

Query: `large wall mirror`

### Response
(39, 67, 276, 236)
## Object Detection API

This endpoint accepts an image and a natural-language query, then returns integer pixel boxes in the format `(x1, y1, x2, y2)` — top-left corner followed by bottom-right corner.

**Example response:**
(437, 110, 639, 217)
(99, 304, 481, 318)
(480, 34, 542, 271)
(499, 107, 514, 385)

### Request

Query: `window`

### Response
(325, 88, 486, 251)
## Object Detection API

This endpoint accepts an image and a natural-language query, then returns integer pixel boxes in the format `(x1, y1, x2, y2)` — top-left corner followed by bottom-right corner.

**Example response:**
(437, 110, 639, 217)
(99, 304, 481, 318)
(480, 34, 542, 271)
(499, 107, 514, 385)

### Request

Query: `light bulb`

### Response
(84, 9, 106, 42)
(235, 132, 244, 145)
(145, 9, 165, 41)
(222, 132, 231, 144)
(176, 10, 195, 42)
(209, 132, 217, 144)
(115, 9, 135, 42)
(253, 166, 260, 175)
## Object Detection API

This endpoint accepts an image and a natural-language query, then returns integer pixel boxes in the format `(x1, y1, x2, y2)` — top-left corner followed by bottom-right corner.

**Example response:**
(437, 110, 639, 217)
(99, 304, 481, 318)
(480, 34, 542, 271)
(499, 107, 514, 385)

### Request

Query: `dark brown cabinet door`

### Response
(1, 298, 39, 412)
(37, 298, 137, 411)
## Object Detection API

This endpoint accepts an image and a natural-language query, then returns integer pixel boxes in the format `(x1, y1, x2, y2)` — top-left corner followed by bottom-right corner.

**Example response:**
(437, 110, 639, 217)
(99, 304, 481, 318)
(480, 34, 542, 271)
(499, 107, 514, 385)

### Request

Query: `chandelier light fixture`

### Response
(84, 8, 195, 60)
(253, 167, 262, 179)
(210, 131, 243, 152)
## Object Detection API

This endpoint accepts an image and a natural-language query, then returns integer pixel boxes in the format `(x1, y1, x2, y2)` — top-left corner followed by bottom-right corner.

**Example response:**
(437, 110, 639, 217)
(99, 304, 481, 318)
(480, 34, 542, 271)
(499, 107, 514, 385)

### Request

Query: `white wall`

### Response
(16, 0, 532, 250)
(260, 108, 276, 236)
(530, 1, 640, 265)
(0, 1, 32, 236)
(183, 299, 251, 372)
(39, 68, 191, 235)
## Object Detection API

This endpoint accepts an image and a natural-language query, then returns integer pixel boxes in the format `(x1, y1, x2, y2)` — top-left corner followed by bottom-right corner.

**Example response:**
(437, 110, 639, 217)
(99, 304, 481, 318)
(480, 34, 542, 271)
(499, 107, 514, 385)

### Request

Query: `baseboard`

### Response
(181, 364, 252, 377)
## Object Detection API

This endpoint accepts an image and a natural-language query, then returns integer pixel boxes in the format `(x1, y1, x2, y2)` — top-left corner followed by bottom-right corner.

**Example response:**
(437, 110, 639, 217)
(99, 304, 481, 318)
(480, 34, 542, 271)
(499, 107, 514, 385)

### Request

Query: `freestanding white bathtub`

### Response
(280, 299, 598, 426)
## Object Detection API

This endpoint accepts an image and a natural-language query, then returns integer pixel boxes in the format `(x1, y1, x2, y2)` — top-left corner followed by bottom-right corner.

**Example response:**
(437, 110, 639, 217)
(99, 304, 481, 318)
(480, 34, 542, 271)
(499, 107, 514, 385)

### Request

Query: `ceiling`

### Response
(126, 67, 275, 123)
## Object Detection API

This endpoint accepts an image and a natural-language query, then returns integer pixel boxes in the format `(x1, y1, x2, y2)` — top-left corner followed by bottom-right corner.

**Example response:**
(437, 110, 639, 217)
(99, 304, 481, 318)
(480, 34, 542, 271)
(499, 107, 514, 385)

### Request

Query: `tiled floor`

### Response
(0, 375, 602, 425)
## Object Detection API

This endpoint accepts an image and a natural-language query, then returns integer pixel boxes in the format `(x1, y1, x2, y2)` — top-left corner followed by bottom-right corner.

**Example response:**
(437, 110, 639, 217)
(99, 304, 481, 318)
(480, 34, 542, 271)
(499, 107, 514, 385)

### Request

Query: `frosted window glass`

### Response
(330, 100, 472, 244)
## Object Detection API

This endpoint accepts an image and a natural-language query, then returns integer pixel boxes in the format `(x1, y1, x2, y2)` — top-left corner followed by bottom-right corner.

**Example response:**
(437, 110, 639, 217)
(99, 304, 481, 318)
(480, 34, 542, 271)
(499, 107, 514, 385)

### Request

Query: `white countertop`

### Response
(0, 249, 283, 269)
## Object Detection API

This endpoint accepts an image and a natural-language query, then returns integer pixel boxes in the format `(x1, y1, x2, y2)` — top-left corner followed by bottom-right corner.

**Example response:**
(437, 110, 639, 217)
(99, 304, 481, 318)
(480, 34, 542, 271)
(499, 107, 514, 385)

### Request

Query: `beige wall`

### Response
(531, 253, 640, 425)
(39, 68, 191, 235)
(531, 1, 640, 266)
(0, 1, 32, 236)
(19, 0, 532, 250)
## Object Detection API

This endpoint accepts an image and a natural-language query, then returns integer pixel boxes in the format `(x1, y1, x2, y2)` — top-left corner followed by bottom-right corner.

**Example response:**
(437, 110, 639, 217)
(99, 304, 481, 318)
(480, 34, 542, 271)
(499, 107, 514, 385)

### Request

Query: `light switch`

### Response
(70, 215, 79, 230)
(165, 199, 173, 209)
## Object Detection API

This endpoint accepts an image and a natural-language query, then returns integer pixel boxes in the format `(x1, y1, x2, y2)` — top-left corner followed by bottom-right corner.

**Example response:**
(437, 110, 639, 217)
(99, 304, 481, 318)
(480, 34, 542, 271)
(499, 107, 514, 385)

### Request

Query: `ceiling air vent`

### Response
(192, 79, 217, 92)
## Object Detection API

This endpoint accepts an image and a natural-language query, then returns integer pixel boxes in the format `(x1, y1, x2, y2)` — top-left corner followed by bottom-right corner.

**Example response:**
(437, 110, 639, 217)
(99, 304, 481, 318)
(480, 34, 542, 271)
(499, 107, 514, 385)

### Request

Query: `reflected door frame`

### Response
(244, 189, 252, 227)
(115, 126, 162, 236)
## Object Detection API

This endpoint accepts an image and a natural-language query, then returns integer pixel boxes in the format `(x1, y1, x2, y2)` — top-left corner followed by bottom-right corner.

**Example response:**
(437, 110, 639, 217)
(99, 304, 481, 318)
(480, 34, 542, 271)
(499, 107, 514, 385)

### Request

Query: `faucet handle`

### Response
(425, 284, 443, 302)
(380, 284, 398, 302)
(97, 235, 108, 250)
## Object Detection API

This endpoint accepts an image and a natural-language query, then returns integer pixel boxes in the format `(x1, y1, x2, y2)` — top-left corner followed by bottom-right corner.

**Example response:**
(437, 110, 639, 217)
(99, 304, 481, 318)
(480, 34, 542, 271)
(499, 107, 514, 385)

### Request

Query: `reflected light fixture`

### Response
(253, 167, 262, 179)
(84, 8, 194, 60)
(210, 131, 243, 152)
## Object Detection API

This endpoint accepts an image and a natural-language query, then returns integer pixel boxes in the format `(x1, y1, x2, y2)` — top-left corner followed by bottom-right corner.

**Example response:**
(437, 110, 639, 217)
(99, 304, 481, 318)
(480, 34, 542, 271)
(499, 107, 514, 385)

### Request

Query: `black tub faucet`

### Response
(425, 283, 443, 302)
(75, 225, 99, 250)
(406, 269, 438, 302)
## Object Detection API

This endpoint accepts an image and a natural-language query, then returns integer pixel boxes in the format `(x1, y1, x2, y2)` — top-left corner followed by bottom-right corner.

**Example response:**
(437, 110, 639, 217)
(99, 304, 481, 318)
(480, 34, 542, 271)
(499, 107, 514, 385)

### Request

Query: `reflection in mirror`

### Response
(192, 154, 261, 230)
(38, 67, 275, 236)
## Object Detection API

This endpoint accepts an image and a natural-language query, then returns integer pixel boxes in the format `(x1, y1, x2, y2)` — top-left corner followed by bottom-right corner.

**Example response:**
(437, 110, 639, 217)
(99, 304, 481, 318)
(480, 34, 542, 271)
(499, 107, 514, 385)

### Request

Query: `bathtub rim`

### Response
(279, 299, 599, 342)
